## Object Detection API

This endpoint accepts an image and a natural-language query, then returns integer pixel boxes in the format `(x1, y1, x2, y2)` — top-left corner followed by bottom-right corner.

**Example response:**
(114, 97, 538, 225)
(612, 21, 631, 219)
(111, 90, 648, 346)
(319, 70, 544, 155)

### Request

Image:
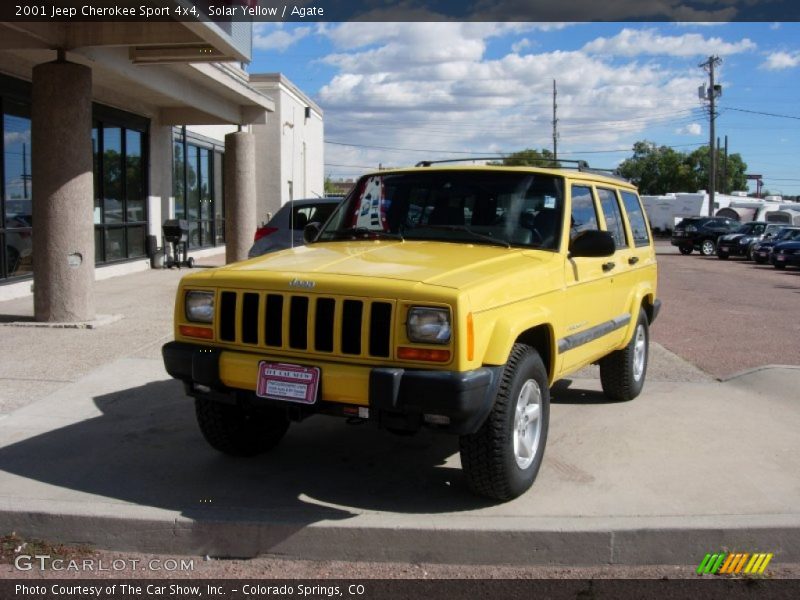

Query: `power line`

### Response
(724, 106, 800, 121)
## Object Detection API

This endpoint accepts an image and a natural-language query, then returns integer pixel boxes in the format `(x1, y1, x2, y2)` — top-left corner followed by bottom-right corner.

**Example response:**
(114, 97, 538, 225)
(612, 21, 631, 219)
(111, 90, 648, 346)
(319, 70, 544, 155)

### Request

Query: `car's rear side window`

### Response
(597, 188, 628, 249)
(619, 190, 651, 247)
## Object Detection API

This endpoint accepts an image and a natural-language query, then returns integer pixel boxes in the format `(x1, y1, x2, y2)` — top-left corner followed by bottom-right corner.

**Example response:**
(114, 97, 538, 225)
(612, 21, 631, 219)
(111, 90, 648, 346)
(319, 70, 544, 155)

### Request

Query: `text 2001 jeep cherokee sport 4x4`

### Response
(163, 164, 659, 501)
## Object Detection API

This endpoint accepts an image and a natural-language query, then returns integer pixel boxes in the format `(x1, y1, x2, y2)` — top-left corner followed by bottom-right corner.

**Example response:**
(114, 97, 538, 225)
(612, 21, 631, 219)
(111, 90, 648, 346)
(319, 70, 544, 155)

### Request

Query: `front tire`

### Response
(459, 344, 550, 501)
(599, 308, 649, 402)
(195, 398, 289, 457)
(700, 239, 716, 256)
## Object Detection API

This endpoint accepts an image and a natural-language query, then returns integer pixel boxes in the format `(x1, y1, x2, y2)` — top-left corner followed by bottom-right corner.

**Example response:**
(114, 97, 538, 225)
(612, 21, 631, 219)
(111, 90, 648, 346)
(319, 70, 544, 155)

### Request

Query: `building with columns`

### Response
(0, 19, 319, 322)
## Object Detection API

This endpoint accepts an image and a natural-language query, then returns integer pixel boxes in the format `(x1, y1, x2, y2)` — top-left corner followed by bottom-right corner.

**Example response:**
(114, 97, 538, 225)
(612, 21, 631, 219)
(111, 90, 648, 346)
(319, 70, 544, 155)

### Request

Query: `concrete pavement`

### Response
(0, 250, 798, 565)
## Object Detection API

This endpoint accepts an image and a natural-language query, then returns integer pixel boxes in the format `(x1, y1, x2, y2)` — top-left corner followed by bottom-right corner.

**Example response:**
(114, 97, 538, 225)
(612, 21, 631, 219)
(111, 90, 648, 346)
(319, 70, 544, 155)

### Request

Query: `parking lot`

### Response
(653, 242, 800, 379)
(0, 242, 798, 572)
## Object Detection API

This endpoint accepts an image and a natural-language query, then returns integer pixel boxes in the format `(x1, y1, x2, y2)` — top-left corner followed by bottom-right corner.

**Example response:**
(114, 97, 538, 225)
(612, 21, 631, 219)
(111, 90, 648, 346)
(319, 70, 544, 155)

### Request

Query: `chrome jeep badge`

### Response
(289, 278, 315, 289)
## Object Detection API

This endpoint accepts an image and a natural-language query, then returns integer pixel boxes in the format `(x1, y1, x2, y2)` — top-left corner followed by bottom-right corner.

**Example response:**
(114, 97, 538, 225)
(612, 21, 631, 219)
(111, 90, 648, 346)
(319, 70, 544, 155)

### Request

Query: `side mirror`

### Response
(303, 222, 321, 244)
(569, 230, 616, 258)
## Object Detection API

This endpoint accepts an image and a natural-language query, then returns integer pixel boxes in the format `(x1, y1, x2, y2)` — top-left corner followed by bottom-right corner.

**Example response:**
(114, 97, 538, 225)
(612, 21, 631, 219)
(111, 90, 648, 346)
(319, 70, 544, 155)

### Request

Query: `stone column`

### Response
(224, 131, 256, 264)
(31, 59, 95, 322)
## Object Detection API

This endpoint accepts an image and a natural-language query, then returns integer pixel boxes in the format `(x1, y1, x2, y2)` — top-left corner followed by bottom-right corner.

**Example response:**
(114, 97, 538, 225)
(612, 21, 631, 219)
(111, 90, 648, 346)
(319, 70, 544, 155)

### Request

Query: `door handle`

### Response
(628, 256, 639, 265)
(602, 261, 616, 272)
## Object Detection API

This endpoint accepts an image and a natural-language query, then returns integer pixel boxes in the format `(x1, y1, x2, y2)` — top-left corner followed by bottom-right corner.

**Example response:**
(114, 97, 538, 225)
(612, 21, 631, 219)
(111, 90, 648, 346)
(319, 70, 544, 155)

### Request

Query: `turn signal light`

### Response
(397, 347, 451, 362)
(179, 325, 214, 340)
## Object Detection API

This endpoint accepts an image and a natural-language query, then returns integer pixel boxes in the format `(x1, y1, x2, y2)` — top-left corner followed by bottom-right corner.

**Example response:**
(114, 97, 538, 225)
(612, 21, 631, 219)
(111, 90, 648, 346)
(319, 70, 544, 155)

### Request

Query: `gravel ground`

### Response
(652, 246, 800, 379)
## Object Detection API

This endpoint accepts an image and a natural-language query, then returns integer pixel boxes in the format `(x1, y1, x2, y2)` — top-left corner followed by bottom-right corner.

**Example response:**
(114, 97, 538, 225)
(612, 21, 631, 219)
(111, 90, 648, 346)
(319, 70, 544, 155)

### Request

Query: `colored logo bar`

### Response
(696, 552, 773, 575)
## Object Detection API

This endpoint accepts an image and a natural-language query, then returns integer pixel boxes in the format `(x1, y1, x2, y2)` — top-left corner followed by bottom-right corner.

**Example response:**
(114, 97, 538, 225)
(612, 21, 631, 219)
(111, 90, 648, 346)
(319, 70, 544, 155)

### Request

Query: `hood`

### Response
(774, 241, 800, 251)
(720, 233, 745, 242)
(195, 240, 559, 291)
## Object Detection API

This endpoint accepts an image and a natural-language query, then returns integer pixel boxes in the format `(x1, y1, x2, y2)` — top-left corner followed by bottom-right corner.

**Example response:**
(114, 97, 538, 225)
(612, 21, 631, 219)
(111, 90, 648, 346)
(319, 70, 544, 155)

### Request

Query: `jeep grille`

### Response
(217, 291, 394, 359)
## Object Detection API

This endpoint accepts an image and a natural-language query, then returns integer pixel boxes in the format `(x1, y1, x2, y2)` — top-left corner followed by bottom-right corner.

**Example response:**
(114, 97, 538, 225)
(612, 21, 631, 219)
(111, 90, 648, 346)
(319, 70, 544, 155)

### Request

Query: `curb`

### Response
(3, 508, 800, 565)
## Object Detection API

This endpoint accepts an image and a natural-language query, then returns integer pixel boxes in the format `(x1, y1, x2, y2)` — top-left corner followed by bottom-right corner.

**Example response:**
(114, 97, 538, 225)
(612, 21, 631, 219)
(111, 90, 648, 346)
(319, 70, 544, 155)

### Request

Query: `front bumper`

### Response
(717, 242, 748, 256)
(162, 341, 503, 435)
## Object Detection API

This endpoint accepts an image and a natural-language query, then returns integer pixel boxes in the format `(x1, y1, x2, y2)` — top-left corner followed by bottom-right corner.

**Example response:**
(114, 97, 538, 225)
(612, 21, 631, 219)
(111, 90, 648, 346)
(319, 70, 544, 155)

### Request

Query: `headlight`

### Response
(407, 307, 451, 344)
(185, 291, 214, 323)
(739, 237, 750, 245)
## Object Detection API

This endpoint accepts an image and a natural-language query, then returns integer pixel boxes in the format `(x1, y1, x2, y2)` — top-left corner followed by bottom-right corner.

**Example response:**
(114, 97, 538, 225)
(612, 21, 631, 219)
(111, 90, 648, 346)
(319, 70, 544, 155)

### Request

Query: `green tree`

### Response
(618, 141, 748, 195)
(489, 148, 560, 167)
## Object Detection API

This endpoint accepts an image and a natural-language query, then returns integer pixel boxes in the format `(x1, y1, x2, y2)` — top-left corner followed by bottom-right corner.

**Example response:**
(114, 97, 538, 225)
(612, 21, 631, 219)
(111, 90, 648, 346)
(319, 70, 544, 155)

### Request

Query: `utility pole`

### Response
(699, 55, 722, 207)
(722, 135, 728, 194)
(552, 79, 558, 162)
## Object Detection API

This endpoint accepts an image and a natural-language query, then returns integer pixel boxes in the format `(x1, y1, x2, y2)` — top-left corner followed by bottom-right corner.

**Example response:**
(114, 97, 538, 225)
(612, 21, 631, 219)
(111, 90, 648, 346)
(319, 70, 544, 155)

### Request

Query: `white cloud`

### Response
(761, 51, 800, 71)
(676, 123, 702, 135)
(253, 24, 311, 52)
(770, 23, 781, 30)
(582, 28, 756, 57)
(512, 39, 532, 54)
(315, 23, 709, 177)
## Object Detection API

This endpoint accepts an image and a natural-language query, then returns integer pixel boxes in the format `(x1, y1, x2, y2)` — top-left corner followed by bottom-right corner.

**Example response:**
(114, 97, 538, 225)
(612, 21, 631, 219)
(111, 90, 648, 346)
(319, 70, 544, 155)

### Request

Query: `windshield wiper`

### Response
(421, 225, 511, 248)
(330, 227, 404, 241)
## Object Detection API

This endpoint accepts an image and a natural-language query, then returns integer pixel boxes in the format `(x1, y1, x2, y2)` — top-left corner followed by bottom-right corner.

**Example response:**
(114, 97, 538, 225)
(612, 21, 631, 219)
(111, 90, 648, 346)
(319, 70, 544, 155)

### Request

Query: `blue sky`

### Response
(247, 22, 800, 196)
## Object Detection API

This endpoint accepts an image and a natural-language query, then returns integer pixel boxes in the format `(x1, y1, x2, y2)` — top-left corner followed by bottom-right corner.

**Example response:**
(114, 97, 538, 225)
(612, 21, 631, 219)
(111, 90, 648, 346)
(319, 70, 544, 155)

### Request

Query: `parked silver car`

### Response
(248, 198, 341, 258)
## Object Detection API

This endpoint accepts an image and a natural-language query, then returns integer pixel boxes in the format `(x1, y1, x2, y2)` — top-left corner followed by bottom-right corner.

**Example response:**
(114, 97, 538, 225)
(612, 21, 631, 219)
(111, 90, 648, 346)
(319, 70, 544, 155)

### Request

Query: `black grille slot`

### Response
(315, 298, 335, 352)
(341, 300, 363, 355)
(241, 293, 260, 344)
(219, 292, 237, 342)
(289, 296, 309, 349)
(369, 302, 392, 357)
(264, 294, 283, 347)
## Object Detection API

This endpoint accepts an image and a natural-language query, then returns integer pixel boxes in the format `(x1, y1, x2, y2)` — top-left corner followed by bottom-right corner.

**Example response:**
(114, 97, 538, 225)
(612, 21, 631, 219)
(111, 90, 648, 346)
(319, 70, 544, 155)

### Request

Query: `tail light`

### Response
(254, 226, 278, 242)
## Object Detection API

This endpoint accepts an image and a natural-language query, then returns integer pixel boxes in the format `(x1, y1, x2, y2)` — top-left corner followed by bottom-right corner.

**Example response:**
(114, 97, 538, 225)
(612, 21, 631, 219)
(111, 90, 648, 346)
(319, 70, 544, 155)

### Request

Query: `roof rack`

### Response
(413, 156, 629, 182)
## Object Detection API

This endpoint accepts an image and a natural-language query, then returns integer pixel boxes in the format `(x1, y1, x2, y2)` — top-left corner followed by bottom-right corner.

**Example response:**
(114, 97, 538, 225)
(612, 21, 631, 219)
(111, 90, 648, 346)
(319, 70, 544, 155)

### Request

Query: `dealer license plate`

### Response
(256, 362, 320, 405)
(777, 255, 786, 261)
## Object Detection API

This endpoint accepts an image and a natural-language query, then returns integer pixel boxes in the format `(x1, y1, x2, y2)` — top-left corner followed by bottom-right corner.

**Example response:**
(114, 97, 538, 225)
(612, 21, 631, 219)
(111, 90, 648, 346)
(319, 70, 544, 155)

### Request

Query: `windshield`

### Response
(784, 229, 800, 241)
(319, 170, 566, 250)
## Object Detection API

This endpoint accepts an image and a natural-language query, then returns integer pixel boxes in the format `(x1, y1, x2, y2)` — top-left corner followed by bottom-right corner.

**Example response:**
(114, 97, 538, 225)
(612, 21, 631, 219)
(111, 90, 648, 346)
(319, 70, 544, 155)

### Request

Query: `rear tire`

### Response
(717, 251, 729, 260)
(195, 398, 289, 457)
(774, 263, 786, 270)
(599, 308, 649, 402)
(460, 344, 550, 501)
(678, 246, 692, 255)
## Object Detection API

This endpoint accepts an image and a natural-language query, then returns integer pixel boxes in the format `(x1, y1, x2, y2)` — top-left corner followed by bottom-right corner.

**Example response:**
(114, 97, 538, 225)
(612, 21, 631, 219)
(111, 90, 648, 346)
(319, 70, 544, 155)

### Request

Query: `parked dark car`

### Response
(248, 198, 341, 258)
(716, 221, 768, 260)
(751, 227, 800, 264)
(770, 237, 800, 270)
(671, 216, 740, 256)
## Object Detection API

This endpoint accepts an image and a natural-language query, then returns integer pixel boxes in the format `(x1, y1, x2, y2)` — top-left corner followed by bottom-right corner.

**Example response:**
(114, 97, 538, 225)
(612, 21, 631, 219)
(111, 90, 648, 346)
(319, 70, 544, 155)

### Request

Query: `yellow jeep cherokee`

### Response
(163, 163, 659, 501)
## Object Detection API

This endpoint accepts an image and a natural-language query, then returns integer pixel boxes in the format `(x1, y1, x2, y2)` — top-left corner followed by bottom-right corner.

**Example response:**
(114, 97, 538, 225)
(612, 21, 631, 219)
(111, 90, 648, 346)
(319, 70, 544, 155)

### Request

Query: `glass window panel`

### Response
(173, 140, 185, 218)
(92, 125, 101, 224)
(597, 188, 627, 248)
(214, 151, 223, 220)
(126, 130, 144, 221)
(200, 148, 211, 219)
(4, 108, 33, 227)
(187, 145, 200, 221)
(201, 220, 212, 248)
(215, 219, 225, 245)
(95, 228, 103, 264)
(103, 127, 123, 223)
(188, 220, 200, 249)
(570, 185, 599, 242)
(5, 228, 33, 278)
(105, 227, 125, 261)
(127, 225, 145, 258)
(620, 191, 651, 247)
